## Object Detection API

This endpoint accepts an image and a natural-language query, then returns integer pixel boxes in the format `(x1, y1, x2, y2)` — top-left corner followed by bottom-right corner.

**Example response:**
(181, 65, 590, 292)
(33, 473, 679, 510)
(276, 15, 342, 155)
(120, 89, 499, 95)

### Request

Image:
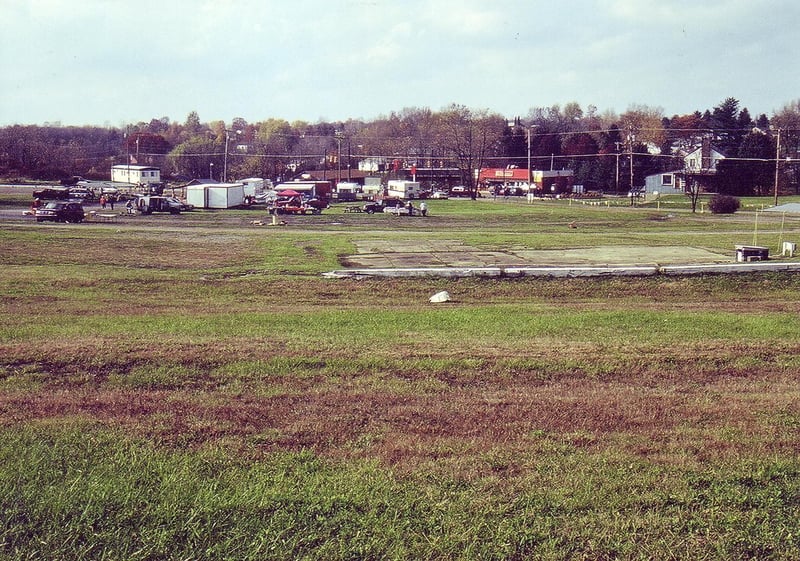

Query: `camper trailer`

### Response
(387, 180, 421, 199)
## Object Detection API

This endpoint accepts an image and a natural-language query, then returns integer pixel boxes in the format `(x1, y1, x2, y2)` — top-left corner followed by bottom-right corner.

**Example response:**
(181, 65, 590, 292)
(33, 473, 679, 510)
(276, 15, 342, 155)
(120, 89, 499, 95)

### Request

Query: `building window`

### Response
(662, 174, 673, 186)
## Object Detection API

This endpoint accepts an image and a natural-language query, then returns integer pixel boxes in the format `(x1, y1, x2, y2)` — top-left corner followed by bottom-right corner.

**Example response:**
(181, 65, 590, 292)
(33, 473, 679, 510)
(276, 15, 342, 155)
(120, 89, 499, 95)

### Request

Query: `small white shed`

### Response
(186, 183, 245, 209)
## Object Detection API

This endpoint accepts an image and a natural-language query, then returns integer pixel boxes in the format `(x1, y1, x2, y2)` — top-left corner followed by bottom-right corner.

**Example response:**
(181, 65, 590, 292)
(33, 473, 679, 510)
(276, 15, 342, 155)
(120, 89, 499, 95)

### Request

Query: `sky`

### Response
(1, 0, 798, 128)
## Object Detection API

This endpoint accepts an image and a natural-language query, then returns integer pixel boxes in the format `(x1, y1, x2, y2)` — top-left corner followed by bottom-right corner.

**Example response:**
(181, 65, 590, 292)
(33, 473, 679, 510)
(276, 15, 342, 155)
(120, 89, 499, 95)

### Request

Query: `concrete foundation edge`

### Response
(323, 262, 800, 279)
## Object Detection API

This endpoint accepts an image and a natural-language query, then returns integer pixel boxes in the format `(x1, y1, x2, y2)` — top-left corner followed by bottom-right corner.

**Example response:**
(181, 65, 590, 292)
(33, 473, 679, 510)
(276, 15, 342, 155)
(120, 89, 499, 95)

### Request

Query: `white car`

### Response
(384, 205, 410, 215)
(430, 191, 449, 199)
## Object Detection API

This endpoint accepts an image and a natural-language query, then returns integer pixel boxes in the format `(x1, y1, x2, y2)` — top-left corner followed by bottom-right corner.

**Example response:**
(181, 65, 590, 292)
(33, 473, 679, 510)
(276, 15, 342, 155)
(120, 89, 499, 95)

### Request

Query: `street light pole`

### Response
(223, 129, 242, 183)
(526, 124, 538, 194)
(223, 133, 230, 183)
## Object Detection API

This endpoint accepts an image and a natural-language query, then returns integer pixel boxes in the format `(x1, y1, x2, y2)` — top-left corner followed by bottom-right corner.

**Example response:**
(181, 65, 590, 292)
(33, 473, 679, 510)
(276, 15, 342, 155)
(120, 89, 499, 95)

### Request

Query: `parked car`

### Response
(60, 175, 86, 186)
(430, 190, 449, 199)
(33, 186, 71, 200)
(67, 186, 95, 200)
(362, 197, 404, 214)
(35, 201, 85, 223)
(99, 186, 120, 197)
(305, 197, 328, 211)
(167, 197, 194, 211)
(450, 186, 468, 197)
(384, 205, 410, 215)
(135, 195, 185, 214)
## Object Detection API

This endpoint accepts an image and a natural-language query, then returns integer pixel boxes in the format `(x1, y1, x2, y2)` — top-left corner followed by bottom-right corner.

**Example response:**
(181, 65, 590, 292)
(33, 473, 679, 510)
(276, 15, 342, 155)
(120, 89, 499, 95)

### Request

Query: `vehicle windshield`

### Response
(43, 202, 62, 209)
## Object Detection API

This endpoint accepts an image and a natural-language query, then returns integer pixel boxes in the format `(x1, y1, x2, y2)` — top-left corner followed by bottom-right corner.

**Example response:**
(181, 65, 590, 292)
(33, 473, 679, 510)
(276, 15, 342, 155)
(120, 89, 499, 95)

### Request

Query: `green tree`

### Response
(562, 133, 601, 190)
(711, 97, 745, 154)
(596, 125, 624, 192)
(167, 135, 219, 179)
(716, 131, 774, 196)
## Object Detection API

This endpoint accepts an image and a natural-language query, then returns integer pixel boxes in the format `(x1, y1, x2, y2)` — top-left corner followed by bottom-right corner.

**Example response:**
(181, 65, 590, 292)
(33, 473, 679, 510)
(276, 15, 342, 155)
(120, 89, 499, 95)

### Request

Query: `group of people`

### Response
(406, 200, 428, 216)
(98, 194, 118, 210)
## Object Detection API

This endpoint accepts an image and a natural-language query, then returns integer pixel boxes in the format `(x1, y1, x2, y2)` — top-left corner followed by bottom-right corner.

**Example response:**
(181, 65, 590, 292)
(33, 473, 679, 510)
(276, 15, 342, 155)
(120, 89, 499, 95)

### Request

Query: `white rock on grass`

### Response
(429, 290, 451, 303)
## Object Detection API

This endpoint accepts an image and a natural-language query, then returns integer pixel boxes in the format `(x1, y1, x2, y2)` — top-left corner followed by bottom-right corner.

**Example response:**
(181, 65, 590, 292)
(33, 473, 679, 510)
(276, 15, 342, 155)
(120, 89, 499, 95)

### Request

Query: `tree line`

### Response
(1, 98, 798, 196)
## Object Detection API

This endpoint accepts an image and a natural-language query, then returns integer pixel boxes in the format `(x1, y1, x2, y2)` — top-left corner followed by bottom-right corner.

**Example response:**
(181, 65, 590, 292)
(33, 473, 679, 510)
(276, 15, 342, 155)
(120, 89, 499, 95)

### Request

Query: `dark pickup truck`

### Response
(362, 197, 404, 214)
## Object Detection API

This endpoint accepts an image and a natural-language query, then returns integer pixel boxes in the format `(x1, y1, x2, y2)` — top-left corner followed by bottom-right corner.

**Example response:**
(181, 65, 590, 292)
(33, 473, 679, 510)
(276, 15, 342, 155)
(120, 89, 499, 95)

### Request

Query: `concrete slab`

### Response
(327, 240, 798, 278)
(323, 262, 800, 279)
(345, 242, 731, 269)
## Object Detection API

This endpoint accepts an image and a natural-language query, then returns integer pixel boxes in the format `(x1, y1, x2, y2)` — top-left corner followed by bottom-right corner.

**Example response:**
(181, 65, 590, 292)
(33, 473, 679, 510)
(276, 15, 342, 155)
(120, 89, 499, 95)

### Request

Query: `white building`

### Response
(644, 139, 727, 195)
(186, 183, 245, 209)
(111, 165, 161, 185)
(684, 143, 726, 172)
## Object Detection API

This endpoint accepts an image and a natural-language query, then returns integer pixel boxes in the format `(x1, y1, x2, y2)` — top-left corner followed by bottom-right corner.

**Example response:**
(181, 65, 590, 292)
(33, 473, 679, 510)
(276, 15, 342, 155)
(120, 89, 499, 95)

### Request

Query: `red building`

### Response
(478, 167, 573, 195)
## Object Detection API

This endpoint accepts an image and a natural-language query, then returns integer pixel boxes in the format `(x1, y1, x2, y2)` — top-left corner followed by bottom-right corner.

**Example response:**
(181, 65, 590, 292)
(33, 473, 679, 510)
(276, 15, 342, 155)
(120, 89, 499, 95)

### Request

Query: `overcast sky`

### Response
(1, 0, 798, 127)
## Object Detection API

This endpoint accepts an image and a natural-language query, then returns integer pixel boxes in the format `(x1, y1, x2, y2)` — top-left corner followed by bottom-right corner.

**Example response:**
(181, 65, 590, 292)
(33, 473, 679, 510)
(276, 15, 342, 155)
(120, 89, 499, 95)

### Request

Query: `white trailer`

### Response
(336, 182, 359, 201)
(185, 185, 208, 208)
(207, 184, 244, 208)
(387, 180, 421, 199)
(185, 183, 244, 209)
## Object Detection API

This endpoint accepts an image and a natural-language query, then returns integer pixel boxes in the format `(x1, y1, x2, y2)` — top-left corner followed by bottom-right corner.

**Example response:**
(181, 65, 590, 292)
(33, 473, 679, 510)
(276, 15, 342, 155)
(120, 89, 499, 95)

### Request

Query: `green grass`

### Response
(1, 425, 798, 560)
(2, 200, 800, 559)
(5, 302, 800, 350)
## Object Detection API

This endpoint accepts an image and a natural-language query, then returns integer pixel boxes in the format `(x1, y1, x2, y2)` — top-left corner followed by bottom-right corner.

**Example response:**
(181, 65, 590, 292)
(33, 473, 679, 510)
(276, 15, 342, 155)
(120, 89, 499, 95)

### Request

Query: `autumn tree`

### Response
(619, 104, 666, 149)
(772, 100, 800, 166)
(436, 104, 506, 198)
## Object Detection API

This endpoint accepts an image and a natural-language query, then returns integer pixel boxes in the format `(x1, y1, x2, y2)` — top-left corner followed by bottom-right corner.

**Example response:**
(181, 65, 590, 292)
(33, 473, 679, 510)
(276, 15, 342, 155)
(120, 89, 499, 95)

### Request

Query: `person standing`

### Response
(419, 201, 427, 217)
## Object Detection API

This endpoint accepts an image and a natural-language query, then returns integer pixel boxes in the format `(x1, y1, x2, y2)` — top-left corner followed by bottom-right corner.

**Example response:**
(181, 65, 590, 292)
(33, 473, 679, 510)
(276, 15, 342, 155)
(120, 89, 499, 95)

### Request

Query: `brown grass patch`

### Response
(2, 354, 797, 478)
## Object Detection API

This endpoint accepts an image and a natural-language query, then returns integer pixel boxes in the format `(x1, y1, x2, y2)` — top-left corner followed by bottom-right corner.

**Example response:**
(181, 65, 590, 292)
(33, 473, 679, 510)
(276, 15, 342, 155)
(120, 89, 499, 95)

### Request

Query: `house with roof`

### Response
(644, 138, 727, 195)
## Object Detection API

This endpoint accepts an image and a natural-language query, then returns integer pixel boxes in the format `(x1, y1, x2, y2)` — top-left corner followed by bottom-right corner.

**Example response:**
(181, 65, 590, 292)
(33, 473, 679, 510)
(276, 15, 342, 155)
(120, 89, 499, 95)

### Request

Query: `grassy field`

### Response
(1, 197, 800, 559)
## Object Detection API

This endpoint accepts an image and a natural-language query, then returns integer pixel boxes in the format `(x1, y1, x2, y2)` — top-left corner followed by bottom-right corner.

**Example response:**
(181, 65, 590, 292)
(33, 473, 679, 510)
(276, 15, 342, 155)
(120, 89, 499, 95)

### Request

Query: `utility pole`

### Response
(125, 126, 130, 183)
(774, 128, 782, 206)
(335, 129, 343, 185)
(628, 129, 635, 196)
(626, 129, 636, 205)
(527, 127, 531, 188)
(347, 137, 352, 182)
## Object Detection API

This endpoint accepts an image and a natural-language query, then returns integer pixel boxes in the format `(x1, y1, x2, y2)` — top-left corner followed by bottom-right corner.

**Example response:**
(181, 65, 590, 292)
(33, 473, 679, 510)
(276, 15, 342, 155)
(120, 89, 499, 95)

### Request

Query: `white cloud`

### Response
(1, 0, 798, 125)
